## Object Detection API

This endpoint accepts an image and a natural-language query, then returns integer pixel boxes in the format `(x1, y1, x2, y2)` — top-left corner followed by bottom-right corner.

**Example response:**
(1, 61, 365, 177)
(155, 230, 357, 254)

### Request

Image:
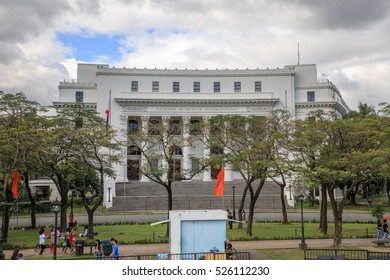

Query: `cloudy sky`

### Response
(1, 0, 390, 110)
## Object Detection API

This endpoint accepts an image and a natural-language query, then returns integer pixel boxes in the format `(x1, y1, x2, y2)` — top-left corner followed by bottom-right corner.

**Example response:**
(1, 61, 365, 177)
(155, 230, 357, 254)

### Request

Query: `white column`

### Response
(182, 116, 191, 181)
(161, 116, 170, 182)
(203, 116, 212, 182)
(140, 116, 150, 182)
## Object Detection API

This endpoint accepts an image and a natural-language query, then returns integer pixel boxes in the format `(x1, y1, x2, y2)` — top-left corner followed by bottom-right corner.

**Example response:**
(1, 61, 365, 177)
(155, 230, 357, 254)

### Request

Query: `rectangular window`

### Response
(128, 120, 139, 132)
(170, 119, 181, 135)
(255, 81, 262, 92)
(75, 91, 84, 103)
(131, 81, 138, 92)
(152, 81, 159, 92)
(214, 82, 220, 93)
(190, 119, 201, 135)
(307, 91, 315, 102)
(191, 159, 200, 172)
(234, 82, 241, 93)
(193, 82, 200, 93)
(173, 82, 180, 92)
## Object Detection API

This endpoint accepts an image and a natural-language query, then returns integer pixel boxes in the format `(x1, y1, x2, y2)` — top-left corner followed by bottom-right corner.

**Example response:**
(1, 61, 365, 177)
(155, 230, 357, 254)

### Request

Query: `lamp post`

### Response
(51, 198, 61, 260)
(298, 194, 307, 249)
(232, 186, 236, 220)
(0, 198, 7, 260)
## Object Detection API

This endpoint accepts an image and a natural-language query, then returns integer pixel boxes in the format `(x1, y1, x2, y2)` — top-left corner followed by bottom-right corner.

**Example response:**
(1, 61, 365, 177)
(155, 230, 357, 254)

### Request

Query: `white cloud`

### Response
(0, 0, 389, 109)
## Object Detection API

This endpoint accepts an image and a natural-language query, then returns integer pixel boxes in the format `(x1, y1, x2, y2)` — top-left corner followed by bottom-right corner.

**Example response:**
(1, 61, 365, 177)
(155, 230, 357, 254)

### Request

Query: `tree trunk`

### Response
(246, 178, 265, 236)
(319, 184, 328, 235)
(237, 184, 249, 229)
(23, 173, 37, 229)
(327, 186, 347, 247)
(1, 204, 10, 242)
(280, 185, 288, 224)
(165, 184, 173, 237)
(333, 215, 343, 247)
(246, 198, 255, 236)
(55, 176, 69, 231)
(86, 208, 94, 239)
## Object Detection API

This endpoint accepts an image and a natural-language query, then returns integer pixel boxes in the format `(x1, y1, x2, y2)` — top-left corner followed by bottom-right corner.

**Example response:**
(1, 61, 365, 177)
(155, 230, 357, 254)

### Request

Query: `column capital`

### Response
(182, 116, 191, 124)
(141, 116, 150, 122)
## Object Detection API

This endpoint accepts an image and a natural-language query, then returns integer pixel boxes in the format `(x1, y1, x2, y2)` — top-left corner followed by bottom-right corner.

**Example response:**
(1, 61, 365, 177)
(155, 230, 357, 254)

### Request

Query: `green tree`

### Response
(205, 115, 278, 236)
(290, 111, 330, 235)
(296, 113, 387, 246)
(127, 117, 205, 236)
(0, 92, 43, 243)
(67, 105, 120, 238)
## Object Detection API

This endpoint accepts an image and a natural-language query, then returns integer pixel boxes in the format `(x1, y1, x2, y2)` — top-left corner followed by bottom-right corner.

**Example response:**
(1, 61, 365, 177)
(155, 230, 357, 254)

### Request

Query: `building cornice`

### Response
(52, 102, 97, 109)
(115, 97, 279, 105)
(295, 101, 348, 115)
(59, 81, 97, 89)
(96, 67, 294, 78)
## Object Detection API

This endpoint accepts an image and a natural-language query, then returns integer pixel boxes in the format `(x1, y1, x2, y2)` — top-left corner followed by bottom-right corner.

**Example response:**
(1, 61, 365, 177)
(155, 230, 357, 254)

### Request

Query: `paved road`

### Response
(3, 210, 380, 228)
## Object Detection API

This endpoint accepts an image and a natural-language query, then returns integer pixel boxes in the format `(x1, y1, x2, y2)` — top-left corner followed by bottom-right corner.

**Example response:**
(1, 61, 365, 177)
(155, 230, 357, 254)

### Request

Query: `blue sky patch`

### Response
(57, 32, 125, 62)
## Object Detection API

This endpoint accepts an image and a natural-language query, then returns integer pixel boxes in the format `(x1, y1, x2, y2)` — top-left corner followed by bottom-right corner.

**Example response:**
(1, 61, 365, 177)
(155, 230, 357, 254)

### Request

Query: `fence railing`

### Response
(304, 249, 390, 260)
(72, 251, 250, 260)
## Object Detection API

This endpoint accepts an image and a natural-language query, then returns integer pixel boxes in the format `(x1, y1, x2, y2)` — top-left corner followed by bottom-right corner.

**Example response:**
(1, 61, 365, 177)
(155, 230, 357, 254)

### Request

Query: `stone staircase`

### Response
(110, 179, 289, 211)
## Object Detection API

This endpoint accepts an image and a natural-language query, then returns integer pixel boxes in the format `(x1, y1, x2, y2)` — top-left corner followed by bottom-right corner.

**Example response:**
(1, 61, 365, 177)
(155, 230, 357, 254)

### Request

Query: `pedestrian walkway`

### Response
(3, 238, 386, 260)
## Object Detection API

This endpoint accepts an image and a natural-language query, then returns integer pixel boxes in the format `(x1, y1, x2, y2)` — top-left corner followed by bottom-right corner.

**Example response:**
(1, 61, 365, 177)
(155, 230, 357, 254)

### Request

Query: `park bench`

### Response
(371, 239, 390, 247)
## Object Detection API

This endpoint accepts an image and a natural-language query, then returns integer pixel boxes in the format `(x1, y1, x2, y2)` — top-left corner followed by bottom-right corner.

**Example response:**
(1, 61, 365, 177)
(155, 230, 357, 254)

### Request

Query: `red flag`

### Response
(11, 169, 20, 199)
(214, 167, 225, 196)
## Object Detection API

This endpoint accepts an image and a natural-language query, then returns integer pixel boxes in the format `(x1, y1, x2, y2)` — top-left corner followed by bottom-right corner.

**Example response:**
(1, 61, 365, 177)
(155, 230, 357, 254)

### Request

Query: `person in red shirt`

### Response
(68, 212, 74, 229)
(68, 228, 76, 254)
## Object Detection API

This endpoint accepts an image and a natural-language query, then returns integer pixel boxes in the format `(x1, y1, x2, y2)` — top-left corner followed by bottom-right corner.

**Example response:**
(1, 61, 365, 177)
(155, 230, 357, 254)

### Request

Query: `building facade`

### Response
(54, 63, 350, 208)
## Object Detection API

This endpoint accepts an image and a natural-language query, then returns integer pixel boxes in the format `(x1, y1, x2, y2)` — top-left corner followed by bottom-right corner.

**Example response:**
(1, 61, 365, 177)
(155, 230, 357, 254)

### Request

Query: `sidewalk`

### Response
(3, 238, 386, 260)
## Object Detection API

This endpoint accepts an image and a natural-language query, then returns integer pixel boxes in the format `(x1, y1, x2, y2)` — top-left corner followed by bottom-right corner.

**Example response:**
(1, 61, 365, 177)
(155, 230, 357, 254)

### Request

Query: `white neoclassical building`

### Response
(54, 63, 350, 208)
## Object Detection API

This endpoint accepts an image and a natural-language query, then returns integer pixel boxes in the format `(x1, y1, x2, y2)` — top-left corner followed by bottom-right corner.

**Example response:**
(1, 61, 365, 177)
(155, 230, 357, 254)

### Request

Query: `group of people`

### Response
(377, 219, 389, 239)
(94, 238, 119, 260)
(35, 212, 82, 256)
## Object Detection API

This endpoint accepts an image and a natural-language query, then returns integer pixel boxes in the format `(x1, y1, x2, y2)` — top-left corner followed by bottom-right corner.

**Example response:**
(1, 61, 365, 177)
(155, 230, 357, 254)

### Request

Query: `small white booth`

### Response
(169, 210, 227, 255)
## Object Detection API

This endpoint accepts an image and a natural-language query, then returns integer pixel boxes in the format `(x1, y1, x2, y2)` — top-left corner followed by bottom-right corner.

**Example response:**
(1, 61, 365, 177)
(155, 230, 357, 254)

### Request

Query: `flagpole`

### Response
(109, 90, 111, 126)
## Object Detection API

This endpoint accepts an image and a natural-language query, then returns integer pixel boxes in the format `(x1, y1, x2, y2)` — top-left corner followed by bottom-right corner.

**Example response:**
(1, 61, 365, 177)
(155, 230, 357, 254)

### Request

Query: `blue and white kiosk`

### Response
(169, 210, 227, 255)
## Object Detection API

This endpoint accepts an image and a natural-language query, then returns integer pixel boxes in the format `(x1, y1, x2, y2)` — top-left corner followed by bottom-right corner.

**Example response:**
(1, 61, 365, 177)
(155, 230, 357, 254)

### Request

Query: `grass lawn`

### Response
(260, 249, 305, 260)
(4, 221, 377, 250)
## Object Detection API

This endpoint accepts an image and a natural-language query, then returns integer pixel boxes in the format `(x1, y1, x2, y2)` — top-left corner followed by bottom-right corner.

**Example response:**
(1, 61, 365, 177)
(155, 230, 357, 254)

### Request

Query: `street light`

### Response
(298, 194, 307, 249)
(0, 198, 6, 260)
(232, 186, 236, 220)
(51, 198, 61, 260)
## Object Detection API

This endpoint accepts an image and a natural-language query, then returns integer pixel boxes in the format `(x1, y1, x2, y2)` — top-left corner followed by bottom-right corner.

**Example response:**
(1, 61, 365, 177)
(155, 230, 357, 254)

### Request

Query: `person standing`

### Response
(227, 211, 233, 231)
(49, 227, 55, 253)
(68, 227, 76, 254)
(38, 229, 47, 255)
(62, 228, 71, 254)
(68, 212, 74, 229)
(95, 239, 102, 260)
(242, 210, 247, 224)
(377, 220, 383, 240)
(109, 238, 119, 260)
(382, 219, 388, 239)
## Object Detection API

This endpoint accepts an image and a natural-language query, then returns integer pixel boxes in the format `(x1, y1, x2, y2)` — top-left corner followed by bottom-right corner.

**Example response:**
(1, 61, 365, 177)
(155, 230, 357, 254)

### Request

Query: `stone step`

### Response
(109, 180, 288, 211)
